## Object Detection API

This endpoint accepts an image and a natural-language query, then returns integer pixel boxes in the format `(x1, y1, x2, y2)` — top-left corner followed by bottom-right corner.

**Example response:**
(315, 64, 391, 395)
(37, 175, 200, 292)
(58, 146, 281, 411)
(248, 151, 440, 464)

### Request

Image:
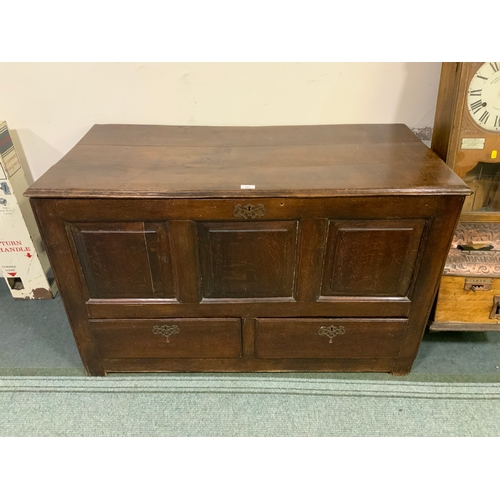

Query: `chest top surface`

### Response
(25, 123, 470, 199)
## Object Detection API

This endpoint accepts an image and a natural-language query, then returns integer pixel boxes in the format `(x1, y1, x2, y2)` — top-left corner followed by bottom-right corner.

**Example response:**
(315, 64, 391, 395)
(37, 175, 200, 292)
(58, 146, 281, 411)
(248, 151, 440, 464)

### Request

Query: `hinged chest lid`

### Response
(25, 123, 471, 199)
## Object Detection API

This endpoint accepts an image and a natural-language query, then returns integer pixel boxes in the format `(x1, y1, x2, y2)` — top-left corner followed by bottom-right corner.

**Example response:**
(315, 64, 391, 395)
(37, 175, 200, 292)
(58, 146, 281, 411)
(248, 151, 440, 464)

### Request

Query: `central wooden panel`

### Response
(198, 221, 299, 299)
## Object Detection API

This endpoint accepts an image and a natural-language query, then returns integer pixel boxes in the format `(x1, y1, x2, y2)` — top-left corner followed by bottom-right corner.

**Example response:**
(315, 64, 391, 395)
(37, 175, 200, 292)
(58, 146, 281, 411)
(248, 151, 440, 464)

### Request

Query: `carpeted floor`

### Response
(1, 376, 500, 436)
(1, 278, 500, 436)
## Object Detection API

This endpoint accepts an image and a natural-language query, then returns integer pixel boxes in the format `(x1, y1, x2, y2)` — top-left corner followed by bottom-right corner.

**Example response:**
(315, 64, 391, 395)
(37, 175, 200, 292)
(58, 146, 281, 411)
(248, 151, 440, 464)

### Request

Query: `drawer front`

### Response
(255, 318, 407, 359)
(89, 318, 242, 359)
(434, 276, 500, 324)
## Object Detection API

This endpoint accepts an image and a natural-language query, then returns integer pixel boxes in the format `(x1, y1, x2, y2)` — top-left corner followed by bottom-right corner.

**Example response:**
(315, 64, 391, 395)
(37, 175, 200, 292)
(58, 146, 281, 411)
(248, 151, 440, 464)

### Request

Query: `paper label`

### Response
(461, 138, 485, 150)
(240, 185, 255, 189)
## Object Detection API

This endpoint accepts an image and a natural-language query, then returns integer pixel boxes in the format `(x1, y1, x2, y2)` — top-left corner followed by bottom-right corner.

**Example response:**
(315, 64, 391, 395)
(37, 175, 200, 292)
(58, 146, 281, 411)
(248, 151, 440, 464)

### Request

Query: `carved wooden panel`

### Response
(69, 222, 175, 299)
(198, 221, 298, 298)
(321, 219, 426, 297)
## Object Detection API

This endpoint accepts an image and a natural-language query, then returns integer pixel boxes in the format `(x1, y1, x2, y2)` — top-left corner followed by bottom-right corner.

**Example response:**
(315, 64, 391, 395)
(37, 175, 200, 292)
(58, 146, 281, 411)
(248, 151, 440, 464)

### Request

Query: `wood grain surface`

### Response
(26, 124, 469, 375)
(25, 124, 470, 198)
(435, 276, 500, 324)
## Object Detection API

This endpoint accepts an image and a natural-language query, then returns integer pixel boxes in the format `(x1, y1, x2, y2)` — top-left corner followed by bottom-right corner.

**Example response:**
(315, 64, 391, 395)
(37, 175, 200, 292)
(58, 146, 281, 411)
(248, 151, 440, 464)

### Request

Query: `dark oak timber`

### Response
(25, 124, 470, 375)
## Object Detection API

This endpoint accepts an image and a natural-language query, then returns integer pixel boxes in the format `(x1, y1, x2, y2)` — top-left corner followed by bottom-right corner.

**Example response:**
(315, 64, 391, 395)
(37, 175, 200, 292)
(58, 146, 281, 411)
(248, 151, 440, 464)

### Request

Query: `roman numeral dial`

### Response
(467, 62, 500, 132)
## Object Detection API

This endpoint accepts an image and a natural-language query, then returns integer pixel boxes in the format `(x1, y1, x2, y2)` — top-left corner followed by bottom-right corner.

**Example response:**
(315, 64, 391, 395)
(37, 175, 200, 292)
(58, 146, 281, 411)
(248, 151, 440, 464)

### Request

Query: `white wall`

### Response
(0, 62, 442, 181)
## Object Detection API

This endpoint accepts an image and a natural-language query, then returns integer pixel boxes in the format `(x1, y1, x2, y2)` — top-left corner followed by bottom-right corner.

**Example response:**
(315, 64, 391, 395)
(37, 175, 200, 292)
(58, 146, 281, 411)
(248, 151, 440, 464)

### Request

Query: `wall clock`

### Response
(431, 63, 500, 332)
(432, 62, 500, 216)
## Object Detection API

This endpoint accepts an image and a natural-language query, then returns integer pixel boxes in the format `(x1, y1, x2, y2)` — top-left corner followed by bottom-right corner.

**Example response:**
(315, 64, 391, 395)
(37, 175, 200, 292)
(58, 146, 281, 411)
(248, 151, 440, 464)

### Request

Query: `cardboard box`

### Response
(0, 121, 57, 299)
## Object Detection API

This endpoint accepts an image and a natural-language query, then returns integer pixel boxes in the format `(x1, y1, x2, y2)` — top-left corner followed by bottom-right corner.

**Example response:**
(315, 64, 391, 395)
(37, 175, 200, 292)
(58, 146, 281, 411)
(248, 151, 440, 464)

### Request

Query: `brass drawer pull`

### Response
(318, 325, 346, 343)
(152, 324, 180, 343)
(233, 203, 266, 219)
(464, 278, 493, 291)
(490, 296, 500, 319)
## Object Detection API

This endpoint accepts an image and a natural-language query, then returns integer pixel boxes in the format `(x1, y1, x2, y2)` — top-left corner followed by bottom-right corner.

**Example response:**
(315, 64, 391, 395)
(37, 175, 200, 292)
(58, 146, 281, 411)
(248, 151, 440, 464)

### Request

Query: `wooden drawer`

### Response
(89, 318, 242, 359)
(255, 318, 408, 359)
(431, 276, 500, 331)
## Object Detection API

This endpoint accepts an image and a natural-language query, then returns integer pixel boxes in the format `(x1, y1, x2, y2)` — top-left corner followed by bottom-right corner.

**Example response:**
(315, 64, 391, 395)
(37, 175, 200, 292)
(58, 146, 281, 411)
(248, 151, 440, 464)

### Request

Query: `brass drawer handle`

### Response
(152, 324, 180, 343)
(490, 296, 500, 319)
(233, 203, 266, 219)
(318, 325, 346, 343)
(464, 278, 493, 291)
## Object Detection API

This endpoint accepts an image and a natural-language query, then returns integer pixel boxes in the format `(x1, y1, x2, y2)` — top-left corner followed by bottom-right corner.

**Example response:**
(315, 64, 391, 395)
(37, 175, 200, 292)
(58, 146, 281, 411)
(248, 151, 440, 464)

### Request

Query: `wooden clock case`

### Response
(431, 62, 500, 331)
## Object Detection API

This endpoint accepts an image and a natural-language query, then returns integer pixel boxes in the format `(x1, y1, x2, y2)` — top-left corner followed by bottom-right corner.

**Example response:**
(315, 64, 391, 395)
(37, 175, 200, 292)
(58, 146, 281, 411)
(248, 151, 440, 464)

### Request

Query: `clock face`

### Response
(467, 62, 500, 132)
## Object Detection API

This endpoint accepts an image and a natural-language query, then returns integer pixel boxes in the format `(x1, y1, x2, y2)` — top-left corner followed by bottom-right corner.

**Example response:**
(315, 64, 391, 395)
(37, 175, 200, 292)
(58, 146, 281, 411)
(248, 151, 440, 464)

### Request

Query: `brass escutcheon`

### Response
(233, 203, 266, 219)
(317, 325, 346, 343)
(152, 324, 180, 343)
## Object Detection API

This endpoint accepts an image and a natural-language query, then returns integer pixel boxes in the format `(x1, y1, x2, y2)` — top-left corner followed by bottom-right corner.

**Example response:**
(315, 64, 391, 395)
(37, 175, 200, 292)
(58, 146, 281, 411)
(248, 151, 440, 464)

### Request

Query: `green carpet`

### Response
(1, 375, 499, 436)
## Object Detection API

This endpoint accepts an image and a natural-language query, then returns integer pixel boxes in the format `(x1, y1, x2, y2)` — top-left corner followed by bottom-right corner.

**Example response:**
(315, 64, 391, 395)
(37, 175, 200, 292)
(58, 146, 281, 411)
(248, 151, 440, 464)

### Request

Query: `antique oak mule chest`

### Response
(25, 124, 470, 376)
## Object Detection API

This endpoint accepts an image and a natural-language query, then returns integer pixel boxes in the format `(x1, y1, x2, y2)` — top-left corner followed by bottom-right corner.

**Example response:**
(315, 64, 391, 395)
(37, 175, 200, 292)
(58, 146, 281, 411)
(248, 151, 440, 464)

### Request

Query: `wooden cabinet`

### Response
(25, 124, 470, 375)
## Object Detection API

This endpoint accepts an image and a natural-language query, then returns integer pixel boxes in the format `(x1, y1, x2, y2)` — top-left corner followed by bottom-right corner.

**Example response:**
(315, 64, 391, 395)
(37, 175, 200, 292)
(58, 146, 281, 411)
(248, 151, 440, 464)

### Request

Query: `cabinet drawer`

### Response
(89, 318, 242, 359)
(255, 318, 407, 359)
